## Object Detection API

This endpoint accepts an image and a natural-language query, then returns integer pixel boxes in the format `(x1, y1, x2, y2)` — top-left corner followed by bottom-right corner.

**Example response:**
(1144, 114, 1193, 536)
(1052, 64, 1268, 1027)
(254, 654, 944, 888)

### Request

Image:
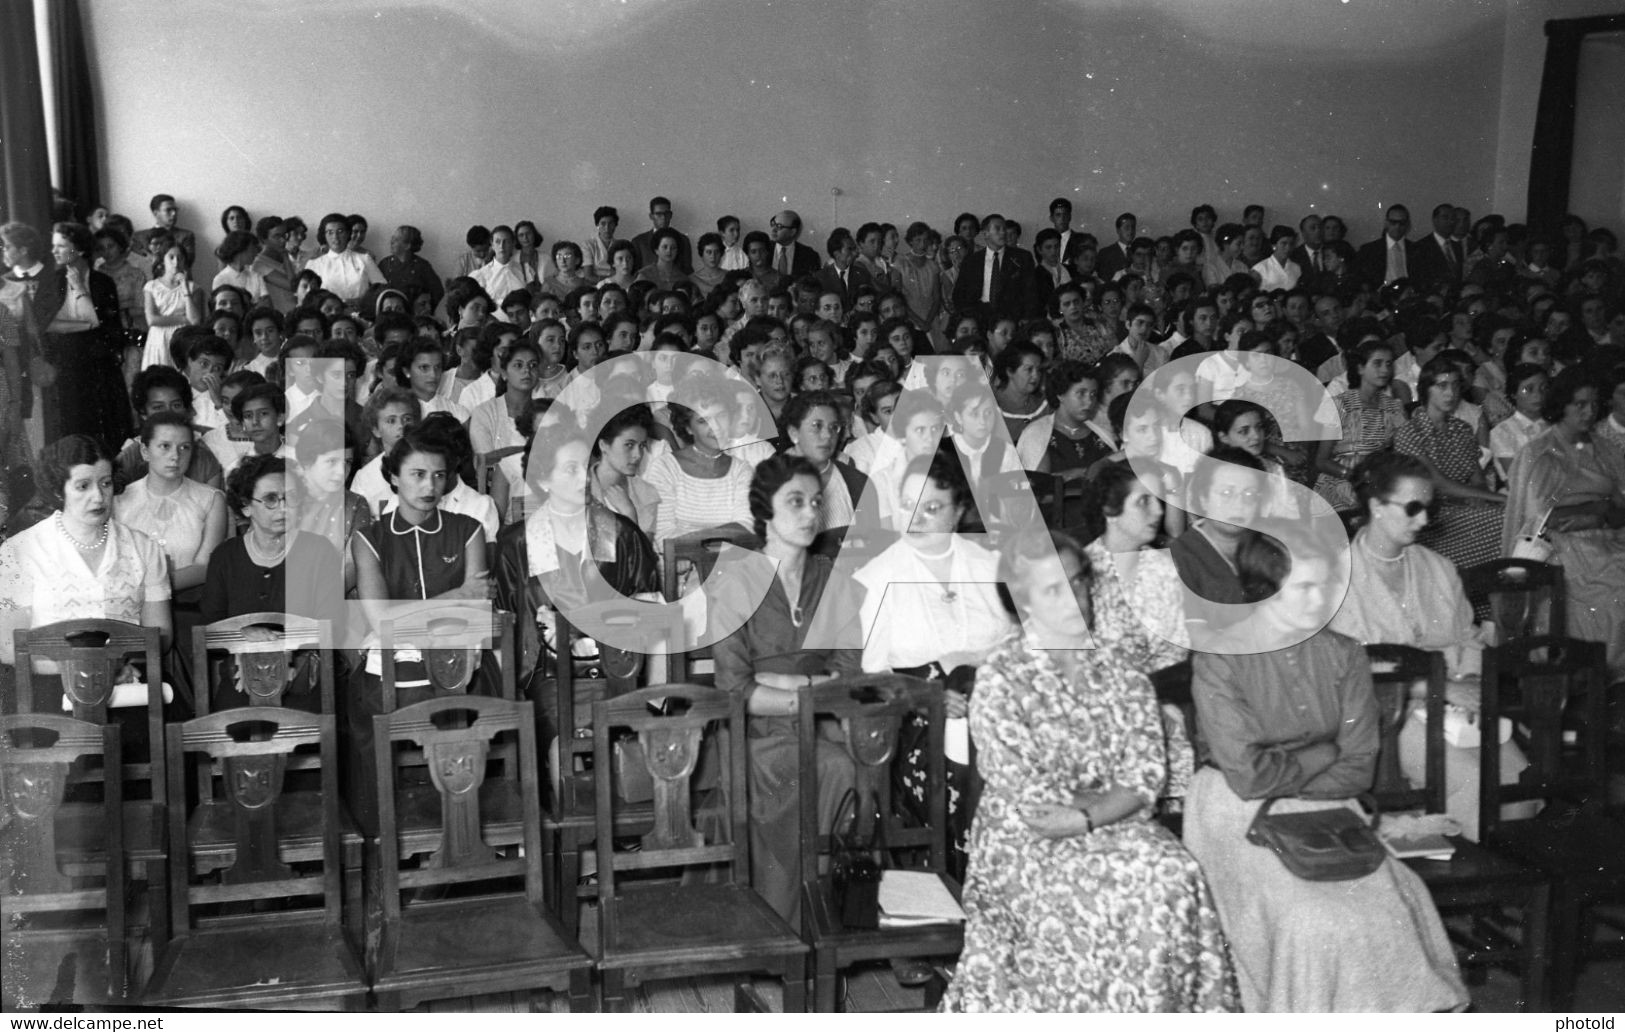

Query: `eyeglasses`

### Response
(1210, 487, 1261, 503)
(252, 493, 290, 509)
(913, 500, 956, 517)
(1382, 498, 1429, 517)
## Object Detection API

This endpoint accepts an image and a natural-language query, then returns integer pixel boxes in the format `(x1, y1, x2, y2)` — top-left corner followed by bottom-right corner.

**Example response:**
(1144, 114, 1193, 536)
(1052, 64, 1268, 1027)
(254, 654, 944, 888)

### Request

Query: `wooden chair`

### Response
(1365, 643, 1553, 1010)
(592, 683, 808, 1012)
(796, 674, 960, 1012)
(540, 599, 682, 934)
(476, 444, 527, 496)
(1477, 635, 1622, 1010)
(1462, 559, 1566, 641)
(379, 602, 516, 709)
(187, 615, 362, 941)
(661, 527, 761, 684)
(13, 621, 170, 949)
(0, 715, 126, 1009)
(143, 706, 367, 1010)
(190, 611, 336, 714)
(369, 695, 594, 1011)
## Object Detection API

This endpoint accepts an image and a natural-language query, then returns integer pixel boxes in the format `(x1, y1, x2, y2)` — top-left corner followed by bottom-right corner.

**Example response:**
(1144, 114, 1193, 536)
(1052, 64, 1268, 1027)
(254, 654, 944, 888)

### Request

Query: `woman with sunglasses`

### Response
(1392, 356, 1505, 570)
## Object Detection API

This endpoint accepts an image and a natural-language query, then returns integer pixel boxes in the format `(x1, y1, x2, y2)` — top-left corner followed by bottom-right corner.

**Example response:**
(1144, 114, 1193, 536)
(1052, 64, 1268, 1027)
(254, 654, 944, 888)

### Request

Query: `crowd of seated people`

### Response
(1, 188, 1623, 1012)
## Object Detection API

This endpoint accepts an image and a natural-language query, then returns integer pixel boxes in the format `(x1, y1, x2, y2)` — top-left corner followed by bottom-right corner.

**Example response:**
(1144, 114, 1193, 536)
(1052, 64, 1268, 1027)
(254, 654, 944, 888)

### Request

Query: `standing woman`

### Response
(141, 240, 205, 369)
(709, 454, 865, 923)
(893, 221, 943, 332)
(942, 531, 1235, 1012)
(37, 223, 132, 450)
(1184, 535, 1467, 1012)
(220, 205, 253, 237)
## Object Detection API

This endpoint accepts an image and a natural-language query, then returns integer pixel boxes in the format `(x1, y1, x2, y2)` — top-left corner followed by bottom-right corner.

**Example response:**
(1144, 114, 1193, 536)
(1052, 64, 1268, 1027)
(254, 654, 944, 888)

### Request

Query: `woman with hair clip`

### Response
(1185, 532, 1467, 1012)
(942, 530, 1234, 1012)
(708, 453, 866, 925)
(38, 222, 132, 449)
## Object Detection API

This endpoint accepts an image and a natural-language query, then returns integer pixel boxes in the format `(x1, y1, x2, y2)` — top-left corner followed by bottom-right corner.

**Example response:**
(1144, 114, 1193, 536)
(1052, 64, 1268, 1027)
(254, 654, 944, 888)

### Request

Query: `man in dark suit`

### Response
(1094, 212, 1137, 280)
(1289, 213, 1328, 278)
(813, 227, 875, 315)
(1407, 202, 1465, 294)
(1047, 197, 1089, 269)
(1354, 204, 1416, 289)
(951, 213, 1035, 323)
(629, 195, 692, 274)
(768, 209, 821, 279)
(129, 193, 196, 265)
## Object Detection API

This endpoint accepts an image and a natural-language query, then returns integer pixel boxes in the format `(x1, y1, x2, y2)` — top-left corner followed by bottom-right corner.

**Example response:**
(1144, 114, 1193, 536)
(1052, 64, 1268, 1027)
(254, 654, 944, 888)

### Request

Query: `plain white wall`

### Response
(86, 0, 1511, 277)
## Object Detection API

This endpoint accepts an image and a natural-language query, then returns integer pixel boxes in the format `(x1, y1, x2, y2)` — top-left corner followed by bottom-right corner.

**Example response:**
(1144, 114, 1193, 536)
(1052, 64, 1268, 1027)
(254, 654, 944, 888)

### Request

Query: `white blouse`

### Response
(854, 536, 1015, 671)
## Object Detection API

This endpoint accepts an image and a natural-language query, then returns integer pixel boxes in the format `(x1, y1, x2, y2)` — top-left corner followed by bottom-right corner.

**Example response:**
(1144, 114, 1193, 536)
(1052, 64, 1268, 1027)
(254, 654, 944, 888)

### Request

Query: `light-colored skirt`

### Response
(1182, 766, 1467, 1012)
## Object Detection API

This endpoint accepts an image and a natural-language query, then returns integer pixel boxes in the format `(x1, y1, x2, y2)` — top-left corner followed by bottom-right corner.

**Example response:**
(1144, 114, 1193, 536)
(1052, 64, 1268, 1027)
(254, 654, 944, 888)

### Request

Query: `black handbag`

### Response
(830, 788, 883, 929)
(1245, 794, 1385, 882)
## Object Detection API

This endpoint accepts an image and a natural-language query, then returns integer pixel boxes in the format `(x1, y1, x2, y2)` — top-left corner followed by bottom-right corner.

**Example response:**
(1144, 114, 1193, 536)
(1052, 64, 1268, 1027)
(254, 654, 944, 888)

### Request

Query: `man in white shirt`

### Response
(1113, 303, 1170, 374)
(472, 225, 527, 318)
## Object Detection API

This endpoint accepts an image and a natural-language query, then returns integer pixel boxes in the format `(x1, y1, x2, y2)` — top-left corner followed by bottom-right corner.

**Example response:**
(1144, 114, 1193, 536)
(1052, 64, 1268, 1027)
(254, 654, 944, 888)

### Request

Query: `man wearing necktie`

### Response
(1412, 202, 1465, 293)
(1355, 204, 1414, 288)
(768, 209, 821, 279)
(951, 213, 1035, 322)
(814, 227, 873, 312)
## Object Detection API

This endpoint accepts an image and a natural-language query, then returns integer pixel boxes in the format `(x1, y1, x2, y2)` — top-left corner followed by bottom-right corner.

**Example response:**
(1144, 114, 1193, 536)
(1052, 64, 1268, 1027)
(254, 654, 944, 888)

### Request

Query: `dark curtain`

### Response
(1527, 14, 1625, 237)
(47, 0, 101, 217)
(1, 0, 53, 229)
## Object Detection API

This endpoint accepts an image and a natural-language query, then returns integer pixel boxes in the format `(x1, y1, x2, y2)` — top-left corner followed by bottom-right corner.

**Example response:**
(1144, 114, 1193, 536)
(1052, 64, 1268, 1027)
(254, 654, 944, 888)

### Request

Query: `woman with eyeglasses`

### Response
(1169, 446, 1269, 648)
(1328, 451, 1535, 839)
(942, 531, 1235, 1012)
(200, 454, 343, 711)
(1392, 355, 1505, 570)
(1186, 532, 1467, 1012)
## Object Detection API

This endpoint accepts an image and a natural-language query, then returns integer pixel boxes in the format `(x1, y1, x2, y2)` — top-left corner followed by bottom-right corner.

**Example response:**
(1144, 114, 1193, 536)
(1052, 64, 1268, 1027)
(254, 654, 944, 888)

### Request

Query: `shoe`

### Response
(889, 956, 935, 988)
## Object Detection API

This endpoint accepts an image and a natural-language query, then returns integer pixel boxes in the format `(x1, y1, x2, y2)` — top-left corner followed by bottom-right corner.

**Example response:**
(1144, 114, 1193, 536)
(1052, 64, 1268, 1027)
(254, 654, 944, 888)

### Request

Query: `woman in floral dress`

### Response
(942, 531, 1235, 1012)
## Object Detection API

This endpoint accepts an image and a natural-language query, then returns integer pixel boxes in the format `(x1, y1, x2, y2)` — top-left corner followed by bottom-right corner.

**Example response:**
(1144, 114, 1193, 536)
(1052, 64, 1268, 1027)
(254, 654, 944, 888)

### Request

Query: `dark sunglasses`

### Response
(1383, 498, 1429, 518)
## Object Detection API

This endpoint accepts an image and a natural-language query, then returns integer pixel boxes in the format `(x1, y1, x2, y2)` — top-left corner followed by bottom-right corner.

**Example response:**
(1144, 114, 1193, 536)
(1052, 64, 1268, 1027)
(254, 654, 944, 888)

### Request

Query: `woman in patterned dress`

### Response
(943, 531, 1235, 1013)
(1313, 339, 1407, 510)
(1392, 355, 1505, 571)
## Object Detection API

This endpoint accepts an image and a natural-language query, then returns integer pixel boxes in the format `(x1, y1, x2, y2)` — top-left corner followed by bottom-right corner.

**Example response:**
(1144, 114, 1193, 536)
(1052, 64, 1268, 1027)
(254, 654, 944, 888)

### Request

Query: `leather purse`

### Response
(830, 789, 883, 929)
(1245, 794, 1385, 882)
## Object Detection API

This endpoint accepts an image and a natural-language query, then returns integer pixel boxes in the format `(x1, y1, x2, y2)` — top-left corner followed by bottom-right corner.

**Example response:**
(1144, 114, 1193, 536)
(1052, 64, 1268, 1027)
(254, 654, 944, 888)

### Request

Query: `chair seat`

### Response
(803, 873, 965, 955)
(599, 883, 807, 969)
(371, 893, 591, 997)
(1407, 838, 1547, 890)
(187, 792, 363, 873)
(55, 800, 165, 864)
(1, 925, 121, 1009)
(1488, 811, 1625, 885)
(144, 915, 366, 1009)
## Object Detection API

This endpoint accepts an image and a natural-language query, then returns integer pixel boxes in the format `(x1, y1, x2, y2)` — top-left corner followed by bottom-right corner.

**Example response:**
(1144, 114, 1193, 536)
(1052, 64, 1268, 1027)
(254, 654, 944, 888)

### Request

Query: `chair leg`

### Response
(561, 829, 582, 937)
(782, 955, 807, 1013)
(1547, 881, 1580, 1012)
(566, 967, 595, 1013)
(600, 968, 626, 1013)
(1523, 882, 1552, 1012)
(813, 950, 838, 1012)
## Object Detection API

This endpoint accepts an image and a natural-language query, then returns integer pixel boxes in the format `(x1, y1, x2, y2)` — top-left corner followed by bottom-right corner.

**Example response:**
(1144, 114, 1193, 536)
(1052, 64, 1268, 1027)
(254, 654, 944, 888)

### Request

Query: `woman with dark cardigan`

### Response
(36, 222, 131, 450)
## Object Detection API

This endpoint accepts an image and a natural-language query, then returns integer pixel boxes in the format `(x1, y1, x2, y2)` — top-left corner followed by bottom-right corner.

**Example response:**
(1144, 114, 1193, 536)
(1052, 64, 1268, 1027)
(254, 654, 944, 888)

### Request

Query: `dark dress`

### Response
(34, 267, 133, 450)
(198, 531, 344, 712)
(709, 551, 865, 925)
